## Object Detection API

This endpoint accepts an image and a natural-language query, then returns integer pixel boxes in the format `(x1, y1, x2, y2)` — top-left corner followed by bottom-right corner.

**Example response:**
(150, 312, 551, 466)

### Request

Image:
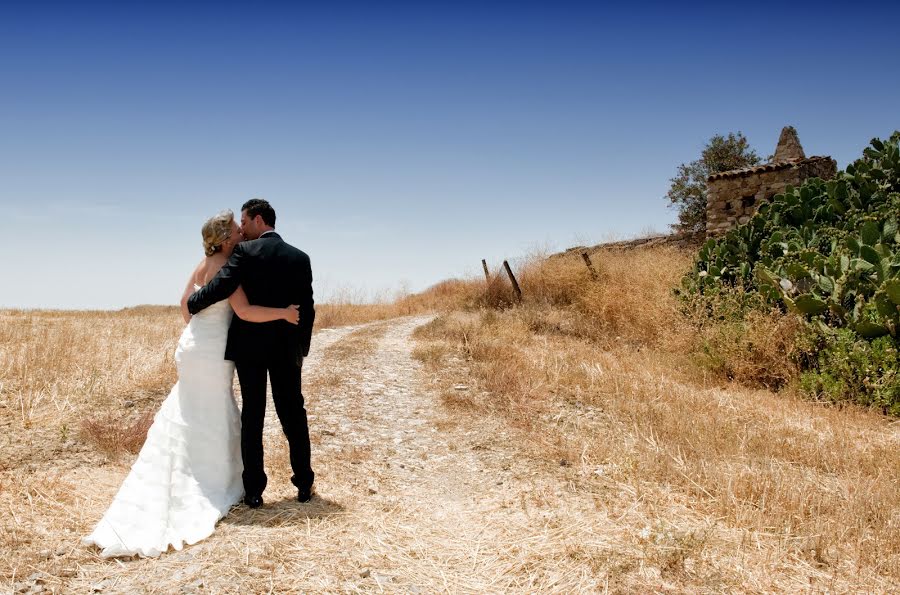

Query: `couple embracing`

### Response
(84, 199, 316, 558)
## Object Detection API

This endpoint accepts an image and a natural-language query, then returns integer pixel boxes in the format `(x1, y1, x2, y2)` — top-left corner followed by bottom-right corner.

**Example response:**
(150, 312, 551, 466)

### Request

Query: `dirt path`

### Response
(25, 315, 618, 593)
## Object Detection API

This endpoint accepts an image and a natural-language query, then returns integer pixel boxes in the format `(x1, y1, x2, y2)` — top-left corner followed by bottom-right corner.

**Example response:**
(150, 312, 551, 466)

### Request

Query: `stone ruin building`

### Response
(705, 126, 837, 236)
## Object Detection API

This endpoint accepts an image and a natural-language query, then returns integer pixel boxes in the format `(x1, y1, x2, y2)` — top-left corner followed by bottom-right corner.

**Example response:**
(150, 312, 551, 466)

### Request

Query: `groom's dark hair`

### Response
(242, 198, 276, 227)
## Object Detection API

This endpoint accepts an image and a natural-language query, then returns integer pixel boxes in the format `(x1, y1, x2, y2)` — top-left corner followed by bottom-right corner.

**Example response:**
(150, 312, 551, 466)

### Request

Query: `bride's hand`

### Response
(283, 305, 300, 325)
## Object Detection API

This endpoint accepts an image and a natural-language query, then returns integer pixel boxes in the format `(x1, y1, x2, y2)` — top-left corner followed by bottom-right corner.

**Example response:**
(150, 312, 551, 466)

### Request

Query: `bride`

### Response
(83, 210, 299, 558)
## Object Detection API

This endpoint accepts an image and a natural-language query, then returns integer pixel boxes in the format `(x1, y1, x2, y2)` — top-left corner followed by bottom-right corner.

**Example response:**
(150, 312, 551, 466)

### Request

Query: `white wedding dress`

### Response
(83, 292, 244, 558)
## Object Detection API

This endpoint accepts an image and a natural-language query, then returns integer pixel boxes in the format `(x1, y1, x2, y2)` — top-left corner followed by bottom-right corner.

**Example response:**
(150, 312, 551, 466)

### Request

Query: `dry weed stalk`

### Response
(80, 411, 154, 457)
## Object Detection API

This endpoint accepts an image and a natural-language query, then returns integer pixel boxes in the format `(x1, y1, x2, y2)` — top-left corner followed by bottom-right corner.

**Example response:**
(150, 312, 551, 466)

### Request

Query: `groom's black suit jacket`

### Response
(187, 231, 315, 361)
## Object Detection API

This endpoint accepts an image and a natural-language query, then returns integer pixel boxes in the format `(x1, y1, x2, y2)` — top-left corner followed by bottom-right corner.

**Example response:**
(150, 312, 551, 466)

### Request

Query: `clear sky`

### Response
(2, 1, 898, 309)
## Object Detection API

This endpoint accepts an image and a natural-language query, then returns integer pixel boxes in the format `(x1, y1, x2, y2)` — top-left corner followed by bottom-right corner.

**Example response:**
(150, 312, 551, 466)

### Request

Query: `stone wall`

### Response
(706, 156, 836, 236)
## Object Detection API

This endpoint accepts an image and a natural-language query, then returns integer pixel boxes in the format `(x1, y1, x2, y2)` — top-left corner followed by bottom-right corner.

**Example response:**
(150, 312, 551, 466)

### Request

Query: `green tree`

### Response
(667, 132, 762, 233)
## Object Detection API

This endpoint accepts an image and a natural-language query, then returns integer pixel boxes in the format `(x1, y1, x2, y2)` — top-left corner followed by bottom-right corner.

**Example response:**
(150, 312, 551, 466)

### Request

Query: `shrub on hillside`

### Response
(798, 327, 900, 414)
(679, 285, 802, 389)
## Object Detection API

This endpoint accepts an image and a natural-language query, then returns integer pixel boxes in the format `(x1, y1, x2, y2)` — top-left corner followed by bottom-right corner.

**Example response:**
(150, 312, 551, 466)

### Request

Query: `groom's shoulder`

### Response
(276, 239, 311, 269)
(237, 238, 266, 254)
(282, 240, 309, 261)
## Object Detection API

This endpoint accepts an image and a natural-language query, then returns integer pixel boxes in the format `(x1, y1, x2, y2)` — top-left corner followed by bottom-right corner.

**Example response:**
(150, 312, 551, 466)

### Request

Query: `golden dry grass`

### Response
(4, 246, 899, 591)
(314, 279, 476, 330)
(7, 311, 643, 593)
(0, 308, 182, 425)
(412, 246, 900, 590)
(0, 308, 182, 587)
(0, 301, 427, 590)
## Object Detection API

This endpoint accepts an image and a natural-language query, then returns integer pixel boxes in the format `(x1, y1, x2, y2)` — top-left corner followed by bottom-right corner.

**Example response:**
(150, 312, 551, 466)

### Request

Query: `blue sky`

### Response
(1, 1, 898, 309)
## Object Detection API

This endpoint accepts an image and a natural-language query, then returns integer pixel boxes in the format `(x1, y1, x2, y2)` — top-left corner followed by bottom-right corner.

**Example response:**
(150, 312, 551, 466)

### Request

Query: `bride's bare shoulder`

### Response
(189, 256, 216, 287)
(199, 254, 227, 284)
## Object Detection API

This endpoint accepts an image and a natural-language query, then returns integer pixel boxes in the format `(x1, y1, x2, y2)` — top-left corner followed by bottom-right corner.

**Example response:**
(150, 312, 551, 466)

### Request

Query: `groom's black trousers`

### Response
(235, 355, 314, 497)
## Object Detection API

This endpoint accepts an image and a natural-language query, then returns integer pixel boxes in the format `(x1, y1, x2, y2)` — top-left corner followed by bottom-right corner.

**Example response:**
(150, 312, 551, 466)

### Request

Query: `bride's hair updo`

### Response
(201, 210, 234, 257)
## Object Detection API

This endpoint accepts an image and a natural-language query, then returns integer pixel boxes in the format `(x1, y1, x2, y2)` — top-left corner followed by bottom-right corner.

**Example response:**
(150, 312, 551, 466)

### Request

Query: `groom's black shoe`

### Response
(297, 487, 313, 503)
(245, 495, 264, 509)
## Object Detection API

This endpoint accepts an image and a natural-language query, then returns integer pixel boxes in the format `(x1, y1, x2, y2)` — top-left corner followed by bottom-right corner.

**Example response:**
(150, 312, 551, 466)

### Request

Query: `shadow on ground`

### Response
(221, 495, 346, 527)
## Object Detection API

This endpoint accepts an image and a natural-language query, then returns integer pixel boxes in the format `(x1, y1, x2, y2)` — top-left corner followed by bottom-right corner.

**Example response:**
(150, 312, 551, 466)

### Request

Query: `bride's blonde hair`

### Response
(201, 210, 234, 257)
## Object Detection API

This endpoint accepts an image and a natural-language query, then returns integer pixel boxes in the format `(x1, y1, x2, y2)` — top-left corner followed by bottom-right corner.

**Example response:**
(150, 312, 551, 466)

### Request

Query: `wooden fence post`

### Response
(502, 260, 522, 301)
(482, 259, 491, 282)
(581, 252, 598, 279)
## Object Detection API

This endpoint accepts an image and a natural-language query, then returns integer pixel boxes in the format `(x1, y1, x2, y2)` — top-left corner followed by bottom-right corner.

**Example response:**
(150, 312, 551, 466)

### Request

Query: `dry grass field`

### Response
(0, 302, 426, 592)
(1, 247, 898, 592)
(413, 247, 900, 591)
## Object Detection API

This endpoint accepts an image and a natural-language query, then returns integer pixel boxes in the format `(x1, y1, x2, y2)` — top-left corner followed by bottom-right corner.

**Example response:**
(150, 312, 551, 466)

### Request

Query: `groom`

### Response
(188, 198, 316, 507)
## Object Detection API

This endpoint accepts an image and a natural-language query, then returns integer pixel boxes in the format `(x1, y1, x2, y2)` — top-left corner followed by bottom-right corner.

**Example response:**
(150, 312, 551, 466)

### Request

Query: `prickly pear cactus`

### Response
(683, 132, 900, 411)
(686, 132, 900, 336)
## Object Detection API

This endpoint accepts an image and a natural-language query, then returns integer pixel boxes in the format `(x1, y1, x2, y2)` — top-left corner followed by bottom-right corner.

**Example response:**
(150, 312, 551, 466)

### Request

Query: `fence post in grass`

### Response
(581, 251, 598, 279)
(502, 260, 523, 301)
(482, 259, 491, 282)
